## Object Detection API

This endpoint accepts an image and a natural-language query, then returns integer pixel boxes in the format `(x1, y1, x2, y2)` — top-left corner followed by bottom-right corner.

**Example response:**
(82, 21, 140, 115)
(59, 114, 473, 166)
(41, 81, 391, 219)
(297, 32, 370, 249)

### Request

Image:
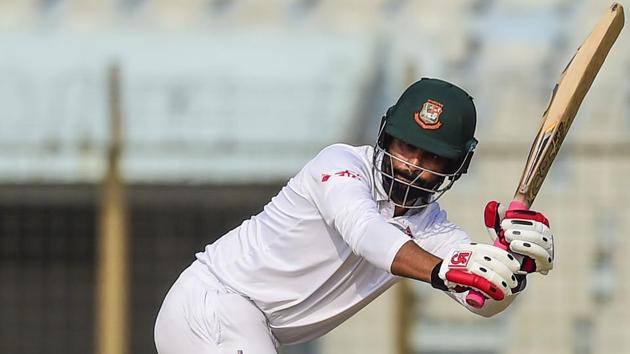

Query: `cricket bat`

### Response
(466, 2, 625, 308)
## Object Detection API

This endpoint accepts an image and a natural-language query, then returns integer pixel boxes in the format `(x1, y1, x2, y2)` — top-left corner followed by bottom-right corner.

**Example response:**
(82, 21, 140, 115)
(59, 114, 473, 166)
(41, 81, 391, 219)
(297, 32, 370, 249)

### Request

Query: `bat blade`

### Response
(515, 2, 624, 207)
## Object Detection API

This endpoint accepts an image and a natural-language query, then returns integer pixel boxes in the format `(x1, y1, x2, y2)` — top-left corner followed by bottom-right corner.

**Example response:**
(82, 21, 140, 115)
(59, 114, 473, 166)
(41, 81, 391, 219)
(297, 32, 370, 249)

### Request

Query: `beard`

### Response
(381, 156, 441, 206)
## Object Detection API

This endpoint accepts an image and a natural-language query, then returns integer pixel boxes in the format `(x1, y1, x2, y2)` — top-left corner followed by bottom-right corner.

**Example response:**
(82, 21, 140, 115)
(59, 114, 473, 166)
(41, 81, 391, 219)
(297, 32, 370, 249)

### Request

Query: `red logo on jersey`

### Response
(449, 251, 472, 268)
(321, 170, 362, 182)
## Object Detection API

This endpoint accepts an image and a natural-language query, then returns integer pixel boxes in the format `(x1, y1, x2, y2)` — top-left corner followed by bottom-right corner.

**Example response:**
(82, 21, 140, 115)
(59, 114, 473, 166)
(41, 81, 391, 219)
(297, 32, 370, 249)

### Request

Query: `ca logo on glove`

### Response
(449, 251, 472, 268)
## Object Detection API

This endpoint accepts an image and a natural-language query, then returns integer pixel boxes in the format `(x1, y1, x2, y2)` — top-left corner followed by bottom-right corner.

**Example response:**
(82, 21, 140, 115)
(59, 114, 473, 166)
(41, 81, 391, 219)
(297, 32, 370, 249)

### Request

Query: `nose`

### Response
(398, 162, 423, 183)
(404, 154, 423, 171)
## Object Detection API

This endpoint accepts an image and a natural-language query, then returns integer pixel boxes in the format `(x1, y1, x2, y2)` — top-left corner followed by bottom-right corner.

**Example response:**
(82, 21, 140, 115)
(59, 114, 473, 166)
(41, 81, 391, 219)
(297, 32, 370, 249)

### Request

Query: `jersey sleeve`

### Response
(301, 145, 411, 272)
(408, 206, 472, 259)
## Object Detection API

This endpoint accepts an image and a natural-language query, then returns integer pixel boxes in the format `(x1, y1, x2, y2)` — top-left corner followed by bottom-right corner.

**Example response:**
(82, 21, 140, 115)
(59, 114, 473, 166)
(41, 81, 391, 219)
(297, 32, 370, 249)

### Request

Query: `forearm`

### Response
(390, 240, 442, 283)
(334, 206, 411, 271)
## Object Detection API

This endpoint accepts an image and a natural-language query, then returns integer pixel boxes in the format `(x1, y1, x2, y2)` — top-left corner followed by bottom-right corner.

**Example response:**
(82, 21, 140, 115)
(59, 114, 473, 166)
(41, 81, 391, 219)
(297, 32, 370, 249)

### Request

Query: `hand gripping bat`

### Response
(466, 2, 625, 308)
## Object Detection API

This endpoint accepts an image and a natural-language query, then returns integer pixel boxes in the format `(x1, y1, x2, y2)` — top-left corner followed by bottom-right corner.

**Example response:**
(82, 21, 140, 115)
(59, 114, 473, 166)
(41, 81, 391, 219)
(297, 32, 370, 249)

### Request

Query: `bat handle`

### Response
(507, 199, 528, 211)
(465, 199, 531, 308)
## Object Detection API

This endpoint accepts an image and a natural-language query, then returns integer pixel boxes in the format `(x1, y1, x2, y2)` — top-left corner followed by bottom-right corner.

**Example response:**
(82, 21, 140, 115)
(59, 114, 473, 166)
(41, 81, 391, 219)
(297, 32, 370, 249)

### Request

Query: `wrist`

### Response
(430, 261, 448, 291)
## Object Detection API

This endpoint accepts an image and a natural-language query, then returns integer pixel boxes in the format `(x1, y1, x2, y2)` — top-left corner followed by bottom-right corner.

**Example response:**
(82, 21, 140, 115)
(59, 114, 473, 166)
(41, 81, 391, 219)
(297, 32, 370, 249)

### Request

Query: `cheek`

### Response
(389, 158, 408, 172)
(423, 160, 449, 173)
(390, 156, 445, 174)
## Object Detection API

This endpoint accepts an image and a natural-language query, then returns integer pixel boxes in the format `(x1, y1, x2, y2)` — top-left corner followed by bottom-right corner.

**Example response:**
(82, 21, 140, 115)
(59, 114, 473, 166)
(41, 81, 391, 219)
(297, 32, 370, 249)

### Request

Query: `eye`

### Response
(426, 152, 441, 160)
(403, 141, 417, 150)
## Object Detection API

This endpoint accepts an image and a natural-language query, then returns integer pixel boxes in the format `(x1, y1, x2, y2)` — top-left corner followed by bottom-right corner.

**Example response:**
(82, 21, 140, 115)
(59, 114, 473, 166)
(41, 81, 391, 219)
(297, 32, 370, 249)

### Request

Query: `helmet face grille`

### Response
(372, 127, 474, 209)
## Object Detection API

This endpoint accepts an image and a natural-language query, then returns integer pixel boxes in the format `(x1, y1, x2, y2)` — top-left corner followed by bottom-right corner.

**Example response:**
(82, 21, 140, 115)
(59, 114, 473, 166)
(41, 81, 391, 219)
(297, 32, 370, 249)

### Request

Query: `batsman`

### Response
(154, 78, 555, 353)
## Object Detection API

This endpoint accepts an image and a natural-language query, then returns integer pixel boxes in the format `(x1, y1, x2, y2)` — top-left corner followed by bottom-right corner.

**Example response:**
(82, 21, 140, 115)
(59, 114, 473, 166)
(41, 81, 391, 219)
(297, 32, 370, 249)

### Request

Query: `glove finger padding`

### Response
(509, 240, 553, 274)
(459, 243, 521, 284)
(469, 259, 518, 289)
(503, 228, 553, 248)
(501, 214, 552, 238)
(503, 209, 550, 228)
(501, 210, 554, 274)
(438, 243, 521, 301)
(445, 269, 506, 301)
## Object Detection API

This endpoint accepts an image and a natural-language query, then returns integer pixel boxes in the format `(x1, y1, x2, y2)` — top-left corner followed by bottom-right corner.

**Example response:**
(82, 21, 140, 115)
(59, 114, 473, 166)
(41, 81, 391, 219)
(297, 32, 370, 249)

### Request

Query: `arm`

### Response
(390, 240, 441, 282)
(304, 145, 412, 271)
(304, 146, 524, 315)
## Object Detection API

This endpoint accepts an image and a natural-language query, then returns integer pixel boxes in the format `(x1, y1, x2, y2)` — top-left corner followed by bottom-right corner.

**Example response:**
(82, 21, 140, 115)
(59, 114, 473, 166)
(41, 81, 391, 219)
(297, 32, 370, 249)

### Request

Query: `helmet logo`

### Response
(414, 99, 443, 129)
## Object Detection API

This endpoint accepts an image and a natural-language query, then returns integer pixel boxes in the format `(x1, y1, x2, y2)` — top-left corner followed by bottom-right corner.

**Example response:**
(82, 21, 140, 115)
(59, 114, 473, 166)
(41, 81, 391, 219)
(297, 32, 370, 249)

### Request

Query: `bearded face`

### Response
(375, 137, 459, 208)
(380, 155, 440, 206)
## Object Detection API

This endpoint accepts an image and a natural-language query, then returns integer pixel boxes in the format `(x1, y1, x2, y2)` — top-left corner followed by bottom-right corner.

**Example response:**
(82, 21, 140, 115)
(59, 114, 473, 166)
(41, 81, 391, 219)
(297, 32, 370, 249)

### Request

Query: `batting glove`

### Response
(484, 201, 554, 275)
(430, 243, 522, 301)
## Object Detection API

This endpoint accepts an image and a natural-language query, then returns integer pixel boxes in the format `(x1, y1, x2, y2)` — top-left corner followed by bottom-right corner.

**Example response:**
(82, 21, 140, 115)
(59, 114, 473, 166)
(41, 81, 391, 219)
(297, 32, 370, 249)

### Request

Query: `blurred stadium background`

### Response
(1, 0, 629, 353)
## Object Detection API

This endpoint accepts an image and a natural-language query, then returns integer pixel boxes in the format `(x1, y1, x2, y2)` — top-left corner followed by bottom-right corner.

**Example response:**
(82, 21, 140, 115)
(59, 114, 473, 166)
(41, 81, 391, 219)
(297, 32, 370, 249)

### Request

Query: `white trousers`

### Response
(154, 261, 279, 354)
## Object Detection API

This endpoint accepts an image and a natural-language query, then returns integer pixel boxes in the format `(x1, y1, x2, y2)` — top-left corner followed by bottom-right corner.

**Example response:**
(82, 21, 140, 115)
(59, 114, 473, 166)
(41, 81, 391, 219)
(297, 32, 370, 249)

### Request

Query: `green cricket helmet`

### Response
(373, 78, 478, 208)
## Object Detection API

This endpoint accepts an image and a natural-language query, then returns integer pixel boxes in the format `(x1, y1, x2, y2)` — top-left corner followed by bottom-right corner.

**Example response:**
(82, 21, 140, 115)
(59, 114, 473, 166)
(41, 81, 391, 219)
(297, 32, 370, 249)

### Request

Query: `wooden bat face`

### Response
(515, 2, 625, 207)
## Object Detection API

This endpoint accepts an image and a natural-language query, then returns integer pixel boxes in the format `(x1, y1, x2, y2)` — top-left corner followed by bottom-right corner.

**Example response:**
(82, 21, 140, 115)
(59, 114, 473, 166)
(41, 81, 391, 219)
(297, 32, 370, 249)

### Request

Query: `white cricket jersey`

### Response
(196, 144, 471, 345)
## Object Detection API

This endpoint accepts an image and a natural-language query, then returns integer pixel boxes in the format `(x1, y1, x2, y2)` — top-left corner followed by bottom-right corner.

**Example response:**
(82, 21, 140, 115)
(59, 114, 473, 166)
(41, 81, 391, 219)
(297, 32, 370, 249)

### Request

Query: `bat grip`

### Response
(465, 199, 531, 308)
